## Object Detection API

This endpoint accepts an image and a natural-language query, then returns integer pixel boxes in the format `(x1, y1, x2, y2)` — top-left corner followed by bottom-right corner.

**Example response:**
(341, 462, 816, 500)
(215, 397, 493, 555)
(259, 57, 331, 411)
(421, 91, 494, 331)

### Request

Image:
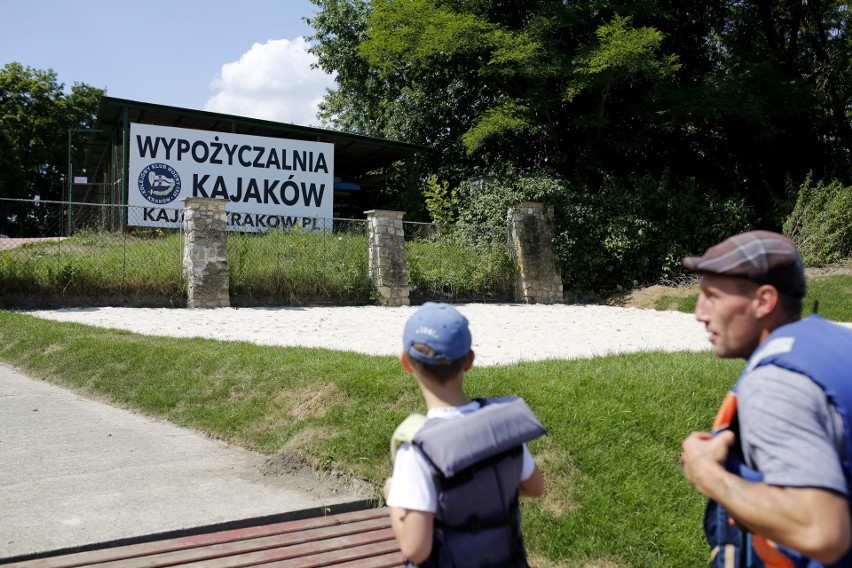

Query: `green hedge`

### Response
(456, 169, 753, 292)
(784, 175, 852, 265)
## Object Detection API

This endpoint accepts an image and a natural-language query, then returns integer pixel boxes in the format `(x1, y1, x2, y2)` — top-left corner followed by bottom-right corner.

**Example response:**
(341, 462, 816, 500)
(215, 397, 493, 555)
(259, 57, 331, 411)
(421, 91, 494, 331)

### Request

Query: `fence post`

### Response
(507, 201, 563, 304)
(182, 197, 230, 308)
(365, 209, 410, 307)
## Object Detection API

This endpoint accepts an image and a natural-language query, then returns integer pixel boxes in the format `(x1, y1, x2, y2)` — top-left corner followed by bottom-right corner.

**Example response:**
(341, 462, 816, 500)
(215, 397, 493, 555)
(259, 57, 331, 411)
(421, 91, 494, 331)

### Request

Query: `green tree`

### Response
(0, 63, 103, 235)
(310, 1, 687, 184)
(309, 0, 852, 202)
(308, 0, 392, 137)
(0, 123, 27, 236)
(665, 0, 851, 222)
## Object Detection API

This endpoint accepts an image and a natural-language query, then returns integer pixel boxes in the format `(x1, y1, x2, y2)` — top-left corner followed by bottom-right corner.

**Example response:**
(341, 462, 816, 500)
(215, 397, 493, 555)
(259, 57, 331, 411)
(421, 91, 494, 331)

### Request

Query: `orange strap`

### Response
(752, 535, 796, 568)
(713, 391, 738, 432)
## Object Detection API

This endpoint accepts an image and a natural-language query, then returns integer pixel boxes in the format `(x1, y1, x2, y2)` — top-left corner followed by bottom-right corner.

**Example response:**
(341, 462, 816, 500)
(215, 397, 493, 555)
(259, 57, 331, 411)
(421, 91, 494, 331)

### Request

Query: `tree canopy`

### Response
(0, 62, 103, 235)
(308, 0, 852, 226)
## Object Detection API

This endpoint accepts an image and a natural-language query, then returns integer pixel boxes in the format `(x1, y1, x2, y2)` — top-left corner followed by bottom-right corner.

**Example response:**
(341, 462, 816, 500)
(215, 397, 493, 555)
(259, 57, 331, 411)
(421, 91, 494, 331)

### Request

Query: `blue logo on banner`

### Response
(138, 163, 182, 204)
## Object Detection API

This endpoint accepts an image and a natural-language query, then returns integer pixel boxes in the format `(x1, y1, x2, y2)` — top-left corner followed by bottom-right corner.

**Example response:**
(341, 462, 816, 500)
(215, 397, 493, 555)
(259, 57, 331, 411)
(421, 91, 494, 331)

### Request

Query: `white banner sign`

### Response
(128, 123, 334, 231)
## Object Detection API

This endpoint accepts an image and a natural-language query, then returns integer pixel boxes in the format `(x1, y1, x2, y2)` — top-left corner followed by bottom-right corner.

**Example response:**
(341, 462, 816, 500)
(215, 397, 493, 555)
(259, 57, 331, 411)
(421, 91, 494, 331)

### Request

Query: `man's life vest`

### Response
(390, 397, 547, 568)
(705, 315, 852, 568)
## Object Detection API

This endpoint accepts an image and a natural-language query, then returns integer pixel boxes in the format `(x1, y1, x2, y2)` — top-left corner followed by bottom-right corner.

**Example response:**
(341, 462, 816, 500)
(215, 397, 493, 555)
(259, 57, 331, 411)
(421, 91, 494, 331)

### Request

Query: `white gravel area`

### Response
(26, 304, 711, 366)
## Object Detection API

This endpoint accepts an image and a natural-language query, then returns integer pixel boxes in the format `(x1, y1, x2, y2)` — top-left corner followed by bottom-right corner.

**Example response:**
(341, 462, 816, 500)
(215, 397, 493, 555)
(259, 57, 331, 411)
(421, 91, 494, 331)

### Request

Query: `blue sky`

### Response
(0, 0, 336, 126)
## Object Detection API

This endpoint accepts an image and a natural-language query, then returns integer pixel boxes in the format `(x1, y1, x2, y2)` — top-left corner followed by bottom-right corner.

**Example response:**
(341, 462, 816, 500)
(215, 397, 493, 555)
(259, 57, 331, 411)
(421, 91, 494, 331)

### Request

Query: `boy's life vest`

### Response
(705, 316, 852, 568)
(390, 396, 547, 568)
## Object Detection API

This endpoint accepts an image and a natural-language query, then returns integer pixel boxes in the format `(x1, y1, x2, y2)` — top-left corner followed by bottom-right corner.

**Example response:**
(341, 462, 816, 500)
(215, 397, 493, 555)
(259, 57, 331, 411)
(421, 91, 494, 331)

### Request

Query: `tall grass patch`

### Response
(784, 176, 852, 265)
(228, 224, 372, 305)
(1, 214, 517, 306)
(405, 223, 515, 302)
(0, 229, 184, 301)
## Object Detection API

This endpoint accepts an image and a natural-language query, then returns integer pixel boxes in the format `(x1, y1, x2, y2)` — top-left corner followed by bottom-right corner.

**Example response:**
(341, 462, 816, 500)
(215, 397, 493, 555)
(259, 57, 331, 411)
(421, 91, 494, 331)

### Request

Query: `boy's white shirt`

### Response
(386, 400, 536, 513)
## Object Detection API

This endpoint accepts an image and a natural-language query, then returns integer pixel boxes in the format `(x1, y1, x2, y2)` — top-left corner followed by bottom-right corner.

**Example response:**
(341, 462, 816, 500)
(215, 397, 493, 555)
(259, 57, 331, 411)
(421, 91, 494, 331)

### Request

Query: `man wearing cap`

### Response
(680, 231, 852, 567)
(384, 302, 546, 567)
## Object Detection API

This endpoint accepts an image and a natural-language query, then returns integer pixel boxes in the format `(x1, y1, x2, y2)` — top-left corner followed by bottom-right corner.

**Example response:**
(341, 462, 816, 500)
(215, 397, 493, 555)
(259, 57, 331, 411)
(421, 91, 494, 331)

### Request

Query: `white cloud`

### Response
(205, 37, 336, 127)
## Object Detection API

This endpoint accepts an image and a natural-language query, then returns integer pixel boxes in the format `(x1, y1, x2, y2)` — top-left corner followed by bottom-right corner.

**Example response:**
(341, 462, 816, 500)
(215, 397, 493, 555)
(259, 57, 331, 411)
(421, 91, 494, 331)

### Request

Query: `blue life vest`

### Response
(395, 397, 546, 568)
(705, 316, 852, 568)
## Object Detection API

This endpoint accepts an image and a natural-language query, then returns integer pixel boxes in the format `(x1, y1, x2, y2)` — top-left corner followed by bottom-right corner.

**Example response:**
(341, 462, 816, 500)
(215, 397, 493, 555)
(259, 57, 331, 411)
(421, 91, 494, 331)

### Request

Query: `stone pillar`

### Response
(508, 202, 563, 304)
(365, 209, 409, 307)
(183, 197, 230, 308)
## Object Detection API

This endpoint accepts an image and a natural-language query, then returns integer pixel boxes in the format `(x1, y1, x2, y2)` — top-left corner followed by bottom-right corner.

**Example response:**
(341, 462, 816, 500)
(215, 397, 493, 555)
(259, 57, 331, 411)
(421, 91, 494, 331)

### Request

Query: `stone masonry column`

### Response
(508, 202, 563, 304)
(365, 209, 410, 307)
(183, 197, 230, 308)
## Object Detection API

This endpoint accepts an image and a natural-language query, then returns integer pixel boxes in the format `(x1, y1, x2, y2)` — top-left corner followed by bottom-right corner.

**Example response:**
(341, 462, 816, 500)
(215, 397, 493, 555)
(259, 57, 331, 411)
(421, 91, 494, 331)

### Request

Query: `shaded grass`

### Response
(0, 310, 743, 567)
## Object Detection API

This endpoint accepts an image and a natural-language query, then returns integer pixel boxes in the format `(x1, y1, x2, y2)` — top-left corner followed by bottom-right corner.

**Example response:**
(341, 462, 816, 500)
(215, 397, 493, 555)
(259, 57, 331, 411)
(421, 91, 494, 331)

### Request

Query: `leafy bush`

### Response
(456, 169, 754, 292)
(422, 174, 457, 225)
(783, 175, 852, 265)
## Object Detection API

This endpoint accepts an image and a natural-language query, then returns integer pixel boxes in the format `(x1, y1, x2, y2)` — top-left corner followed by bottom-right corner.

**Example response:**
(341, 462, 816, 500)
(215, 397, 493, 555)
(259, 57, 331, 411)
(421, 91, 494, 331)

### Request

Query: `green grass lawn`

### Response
(1, 272, 848, 567)
(654, 274, 852, 322)
(0, 310, 735, 567)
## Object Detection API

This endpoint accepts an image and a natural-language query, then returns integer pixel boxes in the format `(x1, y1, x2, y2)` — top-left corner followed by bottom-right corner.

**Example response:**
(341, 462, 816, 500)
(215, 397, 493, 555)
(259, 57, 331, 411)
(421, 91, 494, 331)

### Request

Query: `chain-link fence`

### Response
(0, 198, 185, 306)
(1, 198, 517, 307)
(404, 221, 516, 303)
(228, 216, 371, 306)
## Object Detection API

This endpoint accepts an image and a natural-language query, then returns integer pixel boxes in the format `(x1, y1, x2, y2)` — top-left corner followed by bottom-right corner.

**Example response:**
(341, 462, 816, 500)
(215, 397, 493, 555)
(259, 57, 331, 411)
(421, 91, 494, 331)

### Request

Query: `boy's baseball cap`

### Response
(403, 302, 472, 365)
(683, 230, 806, 298)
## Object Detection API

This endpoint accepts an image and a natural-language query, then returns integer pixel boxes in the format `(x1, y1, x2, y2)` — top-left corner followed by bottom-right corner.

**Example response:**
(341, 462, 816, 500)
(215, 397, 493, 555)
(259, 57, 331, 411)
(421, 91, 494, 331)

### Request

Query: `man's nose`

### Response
(694, 294, 709, 322)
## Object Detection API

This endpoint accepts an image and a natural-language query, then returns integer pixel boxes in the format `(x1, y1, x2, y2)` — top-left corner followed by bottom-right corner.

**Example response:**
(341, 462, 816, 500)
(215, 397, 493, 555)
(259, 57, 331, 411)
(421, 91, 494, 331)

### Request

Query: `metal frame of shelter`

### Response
(72, 96, 426, 231)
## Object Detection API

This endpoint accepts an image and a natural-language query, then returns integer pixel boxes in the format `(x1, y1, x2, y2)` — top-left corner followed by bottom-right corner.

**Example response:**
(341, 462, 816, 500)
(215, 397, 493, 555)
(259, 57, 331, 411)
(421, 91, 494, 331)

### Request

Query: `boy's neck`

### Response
(418, 378, 471, 410)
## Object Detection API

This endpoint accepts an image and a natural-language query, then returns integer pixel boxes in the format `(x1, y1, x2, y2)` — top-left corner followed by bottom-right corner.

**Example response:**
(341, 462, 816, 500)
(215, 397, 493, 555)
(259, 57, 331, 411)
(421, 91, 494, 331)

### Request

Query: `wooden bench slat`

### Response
(83, 518, 391, 568)
(9, 509, 390, 568)
(326, 551, 406, 568)
(12, 518, 344, 568)
(187, 528, 396, 568)
(265, 538, 402, 568)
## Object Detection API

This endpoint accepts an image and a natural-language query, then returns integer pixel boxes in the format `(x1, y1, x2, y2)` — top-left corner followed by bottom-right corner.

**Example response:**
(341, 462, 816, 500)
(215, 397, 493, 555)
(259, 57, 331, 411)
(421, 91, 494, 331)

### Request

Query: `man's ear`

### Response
(400, 351, 415, 374)
(754, 284, 779, 319)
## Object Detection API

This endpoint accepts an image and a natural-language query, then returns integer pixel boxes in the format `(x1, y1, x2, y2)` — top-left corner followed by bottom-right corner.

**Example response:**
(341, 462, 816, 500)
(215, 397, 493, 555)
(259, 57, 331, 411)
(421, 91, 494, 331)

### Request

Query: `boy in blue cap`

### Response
(384, 302, 546, 567)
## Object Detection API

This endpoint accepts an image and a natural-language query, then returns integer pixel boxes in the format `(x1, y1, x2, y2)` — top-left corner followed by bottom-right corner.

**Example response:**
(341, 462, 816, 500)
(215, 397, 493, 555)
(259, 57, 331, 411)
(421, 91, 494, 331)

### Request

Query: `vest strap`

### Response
(434, 513, 516, 533)
(390, 413, 428, 460)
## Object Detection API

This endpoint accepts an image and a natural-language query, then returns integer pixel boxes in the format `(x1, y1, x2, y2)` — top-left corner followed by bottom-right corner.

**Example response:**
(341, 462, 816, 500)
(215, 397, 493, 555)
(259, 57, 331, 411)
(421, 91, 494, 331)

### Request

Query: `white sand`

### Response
(26, 304, 711, 366)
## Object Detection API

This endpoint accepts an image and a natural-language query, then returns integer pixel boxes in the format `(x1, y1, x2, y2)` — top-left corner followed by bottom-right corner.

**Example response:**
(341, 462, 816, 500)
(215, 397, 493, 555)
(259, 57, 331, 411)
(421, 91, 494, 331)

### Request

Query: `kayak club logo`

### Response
(137, 163, 182, 204)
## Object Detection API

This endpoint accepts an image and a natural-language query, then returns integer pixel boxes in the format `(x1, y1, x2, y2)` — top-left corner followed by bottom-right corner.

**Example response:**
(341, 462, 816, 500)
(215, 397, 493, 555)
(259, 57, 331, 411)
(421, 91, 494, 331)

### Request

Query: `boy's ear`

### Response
(464, 350, 475, 371)
(400, 351, 415, 374)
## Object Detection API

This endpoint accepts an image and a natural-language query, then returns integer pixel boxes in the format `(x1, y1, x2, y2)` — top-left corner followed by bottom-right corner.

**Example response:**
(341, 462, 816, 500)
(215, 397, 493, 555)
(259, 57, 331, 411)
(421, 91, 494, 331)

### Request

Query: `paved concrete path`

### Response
(0, 364, 372, 560)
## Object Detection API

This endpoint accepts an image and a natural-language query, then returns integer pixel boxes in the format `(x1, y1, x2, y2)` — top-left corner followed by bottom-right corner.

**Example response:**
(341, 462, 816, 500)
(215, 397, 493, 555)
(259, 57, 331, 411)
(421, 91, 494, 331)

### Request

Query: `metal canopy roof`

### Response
(85, 97, 426, 184)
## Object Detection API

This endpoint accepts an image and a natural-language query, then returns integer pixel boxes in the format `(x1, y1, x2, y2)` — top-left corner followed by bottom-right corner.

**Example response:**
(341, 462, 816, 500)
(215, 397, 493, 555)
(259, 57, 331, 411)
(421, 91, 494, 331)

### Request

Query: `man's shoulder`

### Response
(741, 364, 823, 396)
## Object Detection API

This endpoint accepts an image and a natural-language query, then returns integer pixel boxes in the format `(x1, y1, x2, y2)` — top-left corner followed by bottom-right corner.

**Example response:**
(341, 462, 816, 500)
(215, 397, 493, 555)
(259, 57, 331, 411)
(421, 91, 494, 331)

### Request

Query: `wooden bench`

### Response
(7, 508, 403, 567)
